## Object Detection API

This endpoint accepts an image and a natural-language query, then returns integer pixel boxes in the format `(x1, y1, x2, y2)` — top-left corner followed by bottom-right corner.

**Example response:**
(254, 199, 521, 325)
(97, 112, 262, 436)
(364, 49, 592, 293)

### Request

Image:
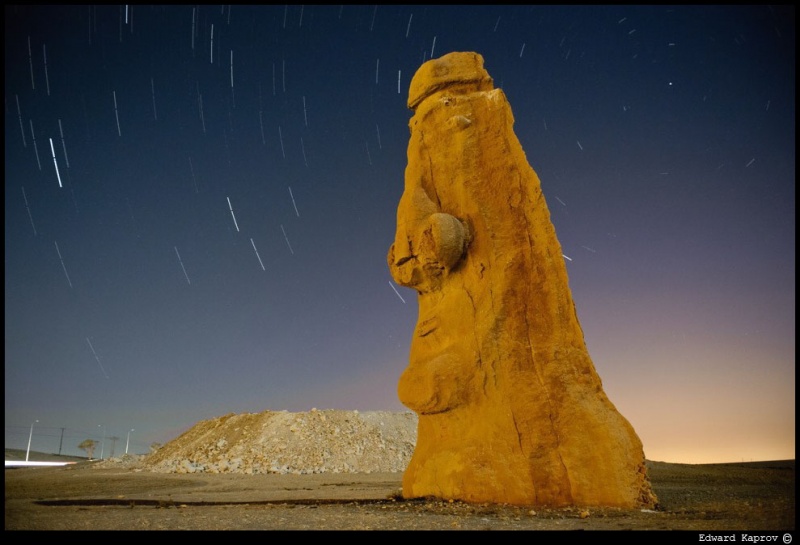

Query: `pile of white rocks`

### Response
(129, 409, 417, 475)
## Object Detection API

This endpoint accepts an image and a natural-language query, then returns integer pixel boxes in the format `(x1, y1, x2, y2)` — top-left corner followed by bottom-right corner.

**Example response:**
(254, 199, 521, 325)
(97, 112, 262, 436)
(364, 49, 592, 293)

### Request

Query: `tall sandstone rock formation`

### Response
(388, 51, 657, 508)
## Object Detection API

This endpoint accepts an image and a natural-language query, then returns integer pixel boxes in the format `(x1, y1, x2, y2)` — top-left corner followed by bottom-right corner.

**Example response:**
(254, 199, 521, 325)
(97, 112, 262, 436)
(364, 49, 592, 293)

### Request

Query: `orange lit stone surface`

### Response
(388, 52, 657, 508)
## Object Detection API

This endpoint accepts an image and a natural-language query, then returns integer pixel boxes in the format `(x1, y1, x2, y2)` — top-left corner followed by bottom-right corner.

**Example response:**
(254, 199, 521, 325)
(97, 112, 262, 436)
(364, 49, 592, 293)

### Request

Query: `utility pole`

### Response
(25, 420, 39, 461)
(58, 427, 65, 455)
(98, 425, 106, 460)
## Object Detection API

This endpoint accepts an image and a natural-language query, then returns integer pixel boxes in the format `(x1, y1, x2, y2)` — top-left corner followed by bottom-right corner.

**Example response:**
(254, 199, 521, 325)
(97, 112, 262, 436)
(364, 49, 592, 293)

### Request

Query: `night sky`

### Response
(5, 5, 795, 463)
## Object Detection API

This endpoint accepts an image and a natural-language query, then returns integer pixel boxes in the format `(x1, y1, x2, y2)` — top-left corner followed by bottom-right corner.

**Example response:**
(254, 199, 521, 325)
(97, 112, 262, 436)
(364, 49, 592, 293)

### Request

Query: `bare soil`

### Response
(5, 459, 794, 531)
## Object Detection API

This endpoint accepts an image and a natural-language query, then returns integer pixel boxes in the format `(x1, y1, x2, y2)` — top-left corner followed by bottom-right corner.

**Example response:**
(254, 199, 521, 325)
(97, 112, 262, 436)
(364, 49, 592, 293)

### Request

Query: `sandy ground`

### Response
(4, 459, 794, 531)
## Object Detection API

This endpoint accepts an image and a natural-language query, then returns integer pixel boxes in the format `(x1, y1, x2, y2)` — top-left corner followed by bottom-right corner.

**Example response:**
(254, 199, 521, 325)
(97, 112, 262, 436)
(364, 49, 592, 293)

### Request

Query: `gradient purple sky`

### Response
(5, 5, 795, 463)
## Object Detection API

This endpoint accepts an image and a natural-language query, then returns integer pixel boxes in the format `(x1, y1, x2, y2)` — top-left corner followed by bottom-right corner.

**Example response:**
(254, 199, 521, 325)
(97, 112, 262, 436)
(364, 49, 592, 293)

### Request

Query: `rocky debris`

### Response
(388, 51, 657, 508)
(92, 453, 147, 469)
(99, 410, 418, 475)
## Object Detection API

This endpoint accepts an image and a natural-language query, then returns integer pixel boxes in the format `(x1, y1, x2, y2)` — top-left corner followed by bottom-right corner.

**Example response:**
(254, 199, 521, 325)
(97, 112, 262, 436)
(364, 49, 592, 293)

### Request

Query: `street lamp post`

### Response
(25, 420, 39, 461)
(98, 424, 106, 460)
(125, 429, 135, 455)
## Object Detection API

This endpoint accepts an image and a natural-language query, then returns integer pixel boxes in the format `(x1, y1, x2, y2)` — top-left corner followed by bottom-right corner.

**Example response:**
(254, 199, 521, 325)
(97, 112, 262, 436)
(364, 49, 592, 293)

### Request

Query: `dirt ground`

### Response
(5, 460, 795, 531)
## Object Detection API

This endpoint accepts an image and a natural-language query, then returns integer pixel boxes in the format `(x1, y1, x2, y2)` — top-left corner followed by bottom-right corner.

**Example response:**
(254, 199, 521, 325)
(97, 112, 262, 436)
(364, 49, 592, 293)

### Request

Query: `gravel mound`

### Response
(98, 409, 418, 475)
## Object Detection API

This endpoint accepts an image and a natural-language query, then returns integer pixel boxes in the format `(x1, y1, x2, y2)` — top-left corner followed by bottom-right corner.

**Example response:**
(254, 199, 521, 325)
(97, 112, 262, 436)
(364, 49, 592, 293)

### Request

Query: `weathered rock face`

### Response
(388, 51, 657, 508)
